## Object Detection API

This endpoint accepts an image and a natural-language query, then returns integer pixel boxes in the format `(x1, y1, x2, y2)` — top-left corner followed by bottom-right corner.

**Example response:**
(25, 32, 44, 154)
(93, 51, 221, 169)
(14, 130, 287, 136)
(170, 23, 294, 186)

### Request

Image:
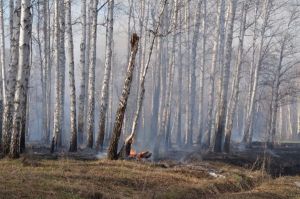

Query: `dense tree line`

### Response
(0, 0, 300, 159)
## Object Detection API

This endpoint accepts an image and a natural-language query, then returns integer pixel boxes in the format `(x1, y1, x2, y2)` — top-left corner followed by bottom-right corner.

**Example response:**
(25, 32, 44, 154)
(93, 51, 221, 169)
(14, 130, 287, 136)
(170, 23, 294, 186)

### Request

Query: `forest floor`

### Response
(0, 147, 300, 199)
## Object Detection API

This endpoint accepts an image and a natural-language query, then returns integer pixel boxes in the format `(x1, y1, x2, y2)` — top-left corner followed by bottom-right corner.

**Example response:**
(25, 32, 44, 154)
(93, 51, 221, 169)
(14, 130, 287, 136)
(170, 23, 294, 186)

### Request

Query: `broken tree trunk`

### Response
(118, 0, 167, 159)
(107, 33, 139, 160)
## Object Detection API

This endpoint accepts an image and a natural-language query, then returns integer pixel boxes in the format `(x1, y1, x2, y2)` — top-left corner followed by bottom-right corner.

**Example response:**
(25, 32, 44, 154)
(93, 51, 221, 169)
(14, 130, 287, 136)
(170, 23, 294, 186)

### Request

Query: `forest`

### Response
(0, 0, 300, 198)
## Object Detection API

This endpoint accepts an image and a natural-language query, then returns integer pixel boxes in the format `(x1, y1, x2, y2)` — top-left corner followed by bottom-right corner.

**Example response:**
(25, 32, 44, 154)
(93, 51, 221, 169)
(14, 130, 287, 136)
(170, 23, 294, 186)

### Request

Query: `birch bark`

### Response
(78, 0, 87, 145)
(86, 0, 99, 148)
(176, 7, 183, 146)
(0, 0, 5, 146)
(184, 0, 191, 146)
(107, 34, 139, 160)
(224, 1, 248, 152)
(66, 0, 77, 152)
(243, 0, 271, 146)
(96, 0, 114, 151)
(203, 0, 223, 149)
(214, 0, 237, 152)
(2, 0, 21, 155)
(197, 0, 206, 145)
(51, 0, 62, 153)
(10, 0, 32, 158)
(120, 0, 167, 159)
(164, 0, 179, 149)
(0, 0, 6, 103)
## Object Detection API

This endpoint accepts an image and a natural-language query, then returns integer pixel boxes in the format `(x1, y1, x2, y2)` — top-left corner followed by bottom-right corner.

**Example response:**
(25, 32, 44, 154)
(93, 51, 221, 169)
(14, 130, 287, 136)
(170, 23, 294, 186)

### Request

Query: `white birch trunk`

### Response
(0, 0, 6, 104)
(120, 0, 167, 159)
(243, 1, 259, 144)
(243, 0, 271, 146)
(86, 0, 99, 148)
(51, 0, 62, 152)
(35, 1, 47, 146)
(0, 0, 5, 146)
(164, 0, 179, 149)
(214, 0, 237, 152)
(107, 34, 139, 160)
(176, 7, 183, 146)
(78, 0, 87, 145)
(65, 0, 77, 152)
(96, 0, 114, 151)
(9, 0, 32, 158)
(224, 1, 248, 152)
(42, 0, 50, 144)
(197, 0, 206, 145)
(184, 0, 191, 147)
(203, 0, 223, 149)
(186, 0, 202, 147)
(84, 3, 91, 133)
(2, 0, 21, 155)
(58, 0, 66, 147)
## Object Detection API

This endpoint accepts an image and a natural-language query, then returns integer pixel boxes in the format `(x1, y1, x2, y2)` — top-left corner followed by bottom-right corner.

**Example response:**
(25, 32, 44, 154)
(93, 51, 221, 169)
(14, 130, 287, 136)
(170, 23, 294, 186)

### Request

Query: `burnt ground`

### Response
(0, 143, 299, 198)
(165, 143, 300, 177)
(6, 141, 300, 177)
(206, 143, 300, 177)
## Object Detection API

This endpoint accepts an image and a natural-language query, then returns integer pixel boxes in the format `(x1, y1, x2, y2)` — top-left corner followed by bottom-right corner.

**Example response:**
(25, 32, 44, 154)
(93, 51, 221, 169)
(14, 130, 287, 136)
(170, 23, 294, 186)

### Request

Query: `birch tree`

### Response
(0, 0, 5, 147)
(37, 0, 47, 145)
(243, 0, 272, 146)
(268, 8, 298, 148)
(203, 0, 223, 149)
(176, 7, 183, 146)
(213, 0, 237, 152)
(86, 0, 99, 148)
(0, 0, 5, 103)
(119, 0, 167, 159)
(107, 33, 139, 160)
(2, 0, 21, 155)
(10, 0, 32, 158)
(66, 0, 77, 152)
(58, 0, 66, 147)
(184, 0, 191, 147)
(197, 0, 206, 145)
(78, 0, 87, 145)
(96, 0, 114, 151)
(42, 0, 51, 144)
(51, 0, 62, 152)
(224, 1, 248, 153)
(163, 0, 179, 149)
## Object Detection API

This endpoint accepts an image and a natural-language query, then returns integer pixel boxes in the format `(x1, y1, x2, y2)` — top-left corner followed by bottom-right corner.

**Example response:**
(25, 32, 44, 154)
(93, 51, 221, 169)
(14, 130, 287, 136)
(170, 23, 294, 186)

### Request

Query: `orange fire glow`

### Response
(129, 148, 137, 157)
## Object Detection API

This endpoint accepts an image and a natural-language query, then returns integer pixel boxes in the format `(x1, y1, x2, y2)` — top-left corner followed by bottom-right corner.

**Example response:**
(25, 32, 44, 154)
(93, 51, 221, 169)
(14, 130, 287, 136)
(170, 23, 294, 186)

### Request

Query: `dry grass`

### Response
(220, 176, 300, 199)
(0, 157, 298, 199)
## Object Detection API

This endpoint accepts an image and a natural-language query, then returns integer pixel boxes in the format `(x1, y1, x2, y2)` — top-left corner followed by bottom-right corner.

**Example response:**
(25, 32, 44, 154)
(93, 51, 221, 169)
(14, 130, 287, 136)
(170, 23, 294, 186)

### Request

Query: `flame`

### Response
(129, 148, 137, 157)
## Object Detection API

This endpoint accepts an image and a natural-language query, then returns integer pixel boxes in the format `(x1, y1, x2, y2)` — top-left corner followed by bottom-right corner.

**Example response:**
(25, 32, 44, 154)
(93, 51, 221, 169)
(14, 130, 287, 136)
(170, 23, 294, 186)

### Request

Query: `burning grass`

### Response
(0, 155, 299, 198)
